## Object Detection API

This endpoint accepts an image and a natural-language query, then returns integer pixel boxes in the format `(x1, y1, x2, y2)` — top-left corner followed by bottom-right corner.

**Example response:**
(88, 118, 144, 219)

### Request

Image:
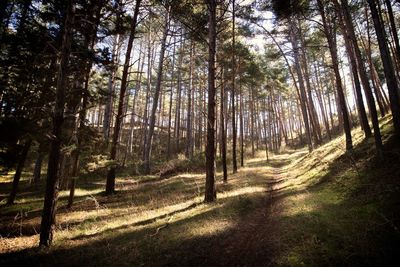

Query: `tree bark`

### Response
(239, 72, 244, 167)
(204, 0, 217, 203)
(220, 67, 227, 182)
(318, 0, 352, 150)
(367, 0, 400, 135)
(231, 0, 238, 173)
(106, 0, 141, 193)
(7, 139, 32, 205)
(337, 0, 383, 154)
(167, 37, 176, 159)
(185, 41, 195, 158)
(338, 11, 372, 138)
(33, 143, 45, 185)
(39, 0, 74, 247)
(144, 5, 170, 174)
(289, 22, 313, 152)
(103, 34, 121, 142)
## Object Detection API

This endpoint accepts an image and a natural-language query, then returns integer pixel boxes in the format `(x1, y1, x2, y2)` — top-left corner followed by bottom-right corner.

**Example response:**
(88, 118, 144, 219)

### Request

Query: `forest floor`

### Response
(0, 116, 400, 266)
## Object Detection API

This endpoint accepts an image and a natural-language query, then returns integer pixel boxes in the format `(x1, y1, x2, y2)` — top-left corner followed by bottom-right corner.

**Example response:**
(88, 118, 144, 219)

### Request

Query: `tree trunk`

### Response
(39, 0, 74, 247)
(204, 0, 217, 203)
(318, 0, 352, 150)
(289, 23, 313, 152)
(314, 62, 332, 140)
(367, 0, 400, 135)
(68, 0, 103, 207)
(250, 87, 255, 157)
(106, 0, 141, 193)
(384, 0, 400, 69)
(167, 37, 176, 159)
(231, 0, 238, 173)
(185, 41, 195, 158)
(144, 6, 170, 174)
(338, 11, 372, 138)
(33, 144, 45, 185)
(338, 0, 383, 154)
(220, 67, 227, 182)
(7, 139, 32, 205)
(174, 35, 184, 153)
(239, 73, 244, 167)
(103, 34, 121, 142)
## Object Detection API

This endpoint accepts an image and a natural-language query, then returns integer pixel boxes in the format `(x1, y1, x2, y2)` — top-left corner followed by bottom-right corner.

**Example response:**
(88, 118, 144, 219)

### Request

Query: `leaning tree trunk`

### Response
(338, 11, 372, 138)
(106, 0, 141, 194)
(39, 0, 74, 247)
(204, 0, 217, 203)
(318, 0, 353, 151)
(337, 0, 383, 154)
(7, 139, 32, 205)
(289, 22, 313, 152)
(384, 0, 400, 70)
(143, 5, 170, 174)
(367, 0, 400, 135)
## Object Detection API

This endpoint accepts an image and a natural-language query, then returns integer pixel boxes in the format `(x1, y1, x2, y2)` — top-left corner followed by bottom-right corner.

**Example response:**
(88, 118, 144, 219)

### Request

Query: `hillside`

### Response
(1, 116, 399, 266)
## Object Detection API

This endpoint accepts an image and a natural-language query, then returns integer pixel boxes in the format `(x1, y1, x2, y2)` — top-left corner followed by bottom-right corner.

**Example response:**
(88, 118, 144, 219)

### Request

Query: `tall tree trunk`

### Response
(144, 6, 169, 174)
(106, 0, 141, 193)
(262, 98, 269, 161)
(318, 0, 352, 150)
(167, 37, 176, 159)
(39, 0, 74, 247)
(239, 72, 244, 167)
(174, 35, 184, 153)
(103, 34, 121, 142)
(363, 8, 388, 117)
(384, 0, 400, 68)
(142, 30, 153, 160)
(299, 25, 322, 144)
(204, 0, 217, 203)
(250, 87, 255, 157)
(185, 41, 195, 158)
(289, 22, 313, 152)
(68, 0, 103, 207)
(337, 0, 383, 154)
(367, 0, 400, 135)
(220, 67, 227, 182)
(231, 0, 238, 173)
(338, 12, 372, 138)
(314, 62, 332, 140)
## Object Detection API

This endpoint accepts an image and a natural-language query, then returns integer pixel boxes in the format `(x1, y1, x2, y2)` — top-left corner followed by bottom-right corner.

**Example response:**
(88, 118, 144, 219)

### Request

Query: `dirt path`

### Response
(205, 156, 292, 267)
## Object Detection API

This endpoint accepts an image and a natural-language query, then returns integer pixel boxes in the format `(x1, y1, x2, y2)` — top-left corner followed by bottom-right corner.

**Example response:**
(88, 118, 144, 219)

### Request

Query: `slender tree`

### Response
(231, 0, 238, 173)
(204, 0, 217, 202)
(106, 0, 142, 193)
(144, 5, 170, 174)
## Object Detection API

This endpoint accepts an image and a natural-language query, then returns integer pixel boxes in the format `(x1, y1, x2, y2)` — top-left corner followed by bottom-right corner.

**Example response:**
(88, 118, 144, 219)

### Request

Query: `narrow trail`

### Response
(208, 152, 296, 267)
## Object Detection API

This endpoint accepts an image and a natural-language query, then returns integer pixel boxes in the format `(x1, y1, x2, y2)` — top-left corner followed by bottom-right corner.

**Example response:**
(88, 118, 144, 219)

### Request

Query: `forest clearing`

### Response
(1, 0, 400, 265)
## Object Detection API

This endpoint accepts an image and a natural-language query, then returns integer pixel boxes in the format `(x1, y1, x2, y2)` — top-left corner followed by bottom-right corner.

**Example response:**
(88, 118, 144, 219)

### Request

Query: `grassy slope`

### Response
(0, 116, 399, 266)
(265, 116, 400, 266)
